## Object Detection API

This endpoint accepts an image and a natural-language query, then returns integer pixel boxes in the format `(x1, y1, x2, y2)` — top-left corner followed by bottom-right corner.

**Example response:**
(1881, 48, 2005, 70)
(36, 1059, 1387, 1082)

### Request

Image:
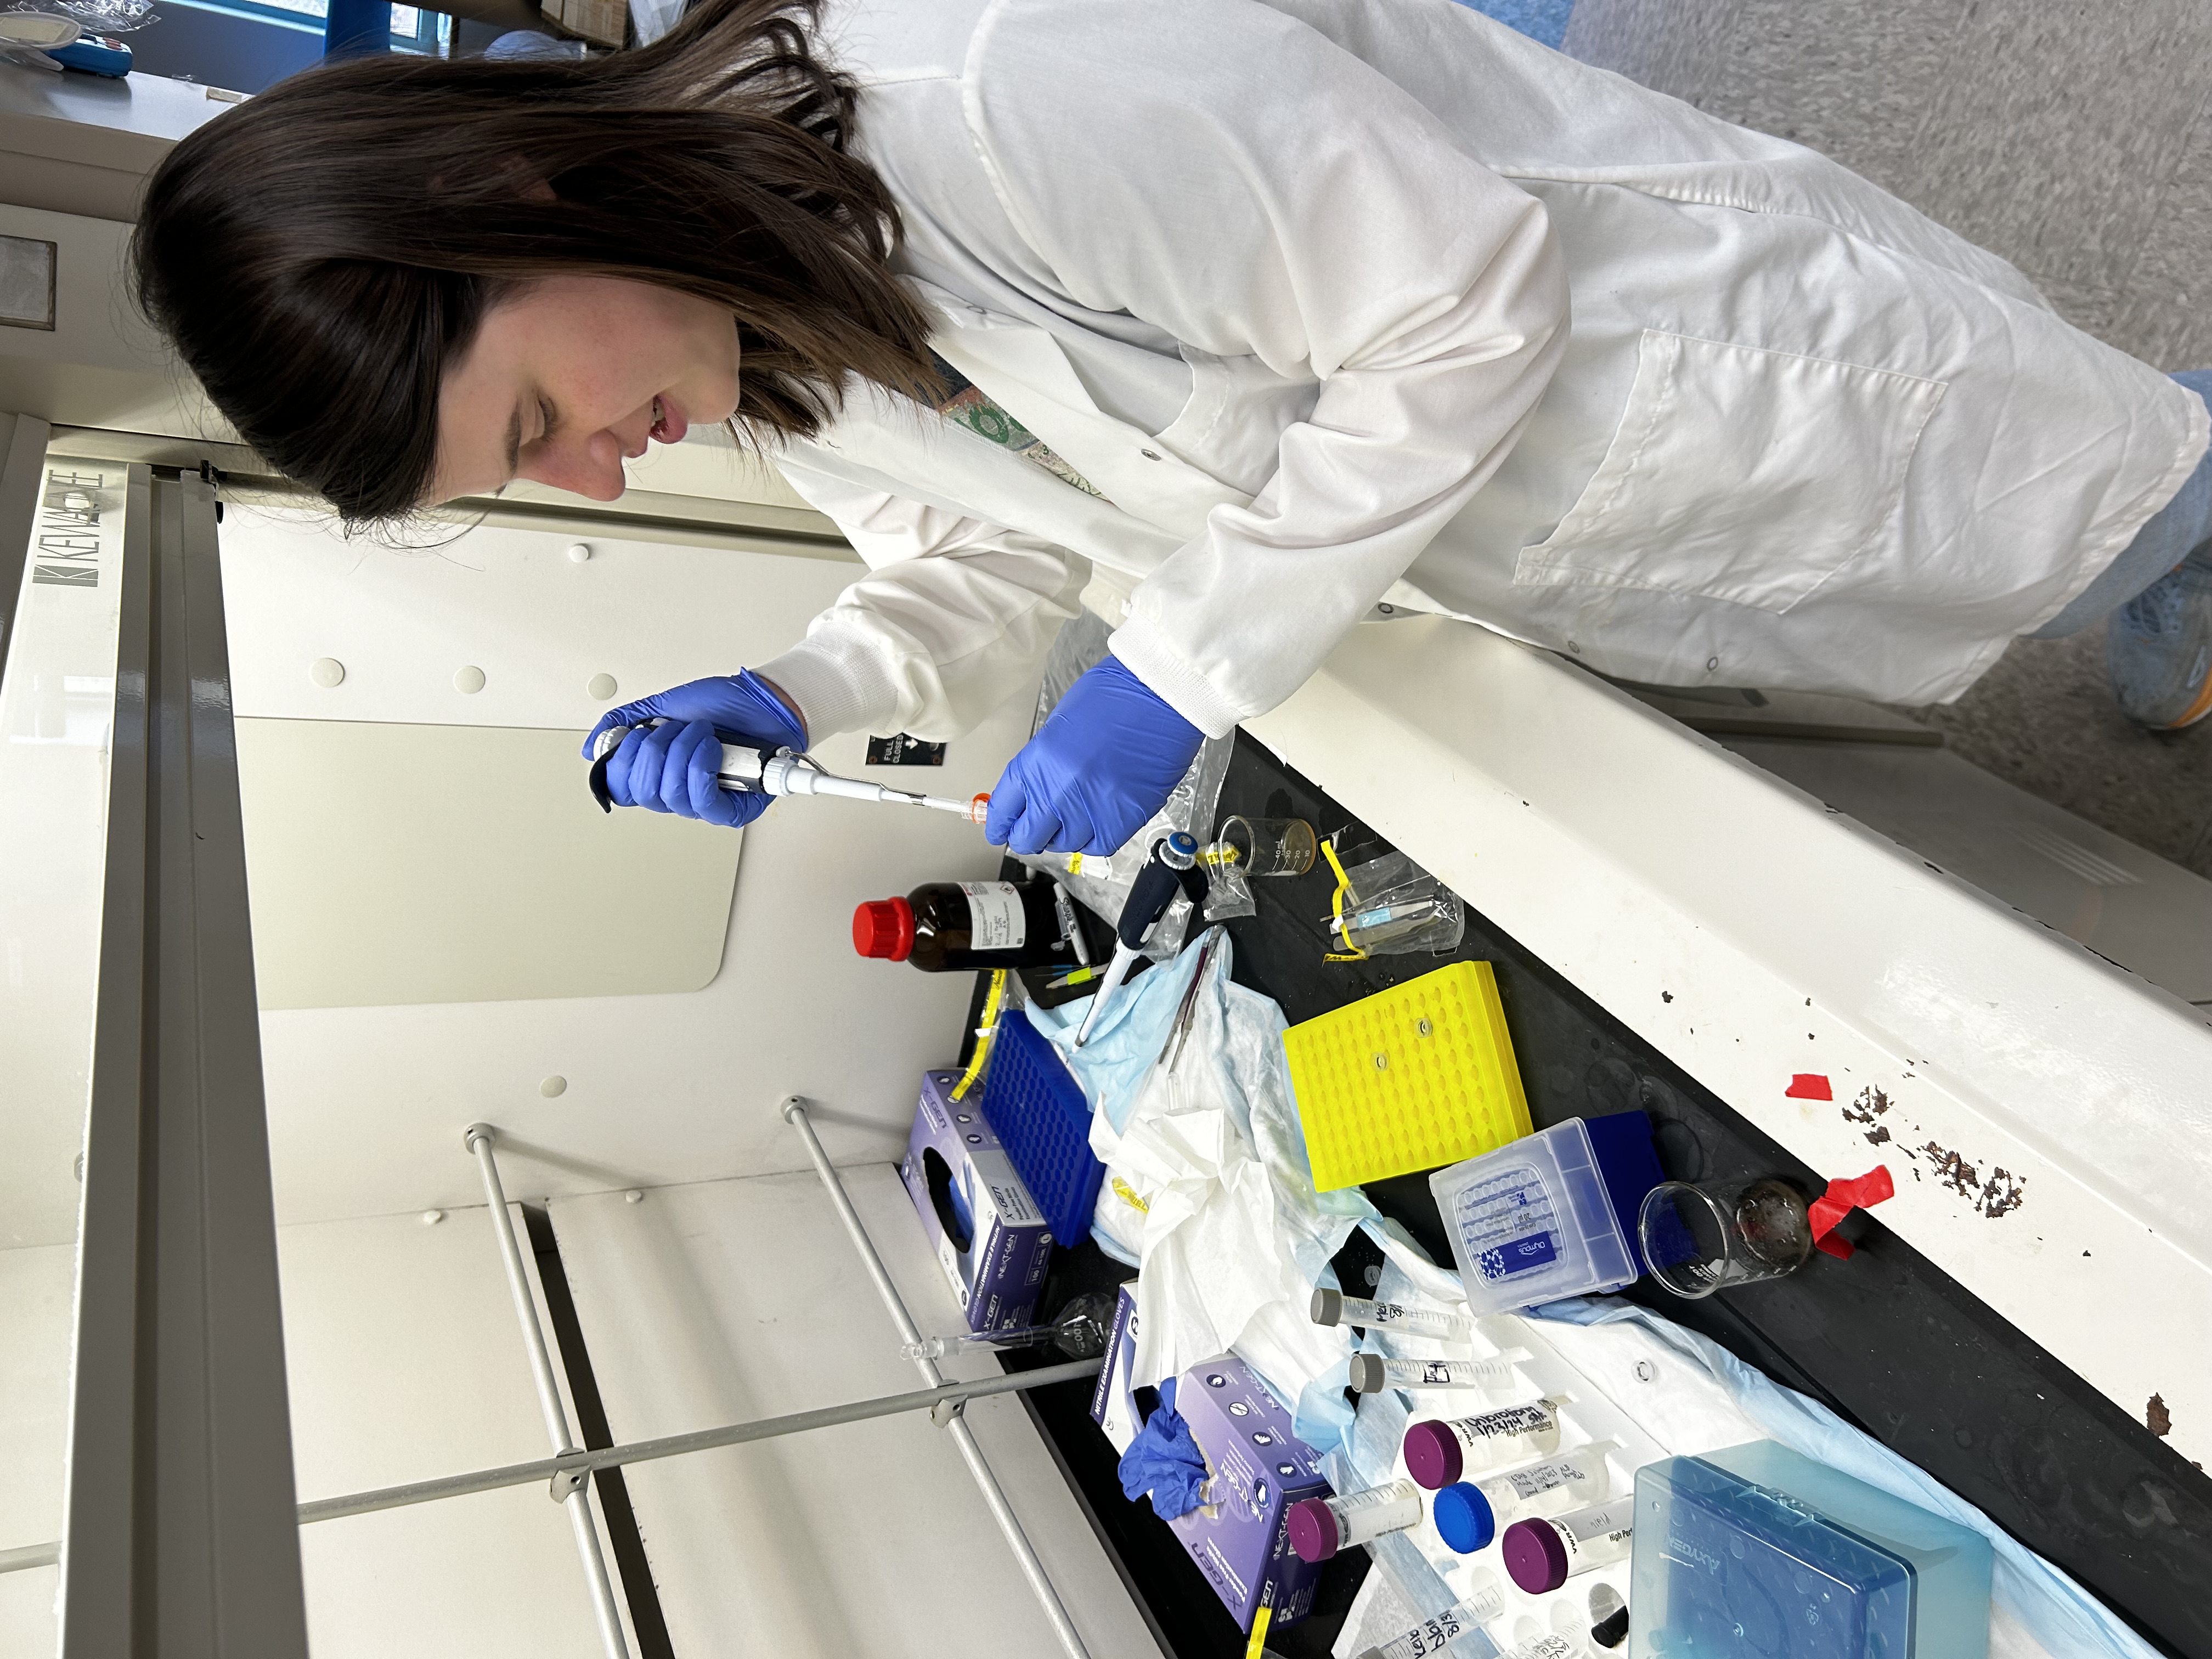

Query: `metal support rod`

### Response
(302, 1359, 1104, 1523)
(782, 1097, 1094, 1659)
(464, 1124, 633, 1659)
(0, 1360, 1104, 1577)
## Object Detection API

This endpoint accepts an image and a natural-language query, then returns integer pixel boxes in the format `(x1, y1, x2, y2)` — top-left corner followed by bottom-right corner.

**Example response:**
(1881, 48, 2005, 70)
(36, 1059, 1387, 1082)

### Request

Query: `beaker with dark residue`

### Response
(1638, 1177, 1813, 1298)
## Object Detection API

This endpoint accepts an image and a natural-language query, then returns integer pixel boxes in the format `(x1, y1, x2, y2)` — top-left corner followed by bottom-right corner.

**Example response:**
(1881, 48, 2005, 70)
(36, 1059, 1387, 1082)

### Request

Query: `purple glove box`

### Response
(1167, 1355, 1333, 1633)
(1089, 1283, 1144, 1454)
(899, 1069, 1054, 1331)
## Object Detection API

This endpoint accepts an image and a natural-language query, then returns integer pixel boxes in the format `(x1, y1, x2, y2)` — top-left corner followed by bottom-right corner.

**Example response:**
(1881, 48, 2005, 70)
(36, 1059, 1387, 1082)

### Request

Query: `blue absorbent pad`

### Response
(980, 1008, 1106, 1245)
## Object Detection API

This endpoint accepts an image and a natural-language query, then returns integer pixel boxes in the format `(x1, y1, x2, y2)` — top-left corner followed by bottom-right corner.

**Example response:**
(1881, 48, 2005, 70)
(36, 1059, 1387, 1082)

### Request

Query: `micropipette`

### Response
(1073, 831, 1208, 1049)
(588, 720, 990, 822)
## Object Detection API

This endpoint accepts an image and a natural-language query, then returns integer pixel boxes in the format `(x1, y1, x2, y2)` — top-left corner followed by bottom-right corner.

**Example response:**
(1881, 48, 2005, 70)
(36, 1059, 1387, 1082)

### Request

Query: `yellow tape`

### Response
(1320, 836, 1367, 963)
(1110, 1176, 1151, 1214)
(1244, 1598, 1273, 1658)
(948, 969, 1008, 1102)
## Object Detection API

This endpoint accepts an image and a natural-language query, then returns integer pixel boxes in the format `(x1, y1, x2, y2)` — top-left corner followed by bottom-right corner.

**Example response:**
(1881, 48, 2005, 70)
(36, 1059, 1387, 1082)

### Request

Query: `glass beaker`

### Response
(1638, 1177, 1813, 1299)
(1215, 815, 1317, 878)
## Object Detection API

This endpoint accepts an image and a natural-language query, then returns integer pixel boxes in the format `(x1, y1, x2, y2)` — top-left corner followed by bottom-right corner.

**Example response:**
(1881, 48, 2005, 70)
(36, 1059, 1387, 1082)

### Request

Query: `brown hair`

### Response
(131, 0, 936, 528)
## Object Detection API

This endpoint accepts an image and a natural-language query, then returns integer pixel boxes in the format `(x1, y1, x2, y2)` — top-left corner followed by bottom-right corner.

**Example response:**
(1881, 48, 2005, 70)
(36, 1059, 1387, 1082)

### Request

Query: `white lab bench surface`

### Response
(546, 1169, 1165, 1659)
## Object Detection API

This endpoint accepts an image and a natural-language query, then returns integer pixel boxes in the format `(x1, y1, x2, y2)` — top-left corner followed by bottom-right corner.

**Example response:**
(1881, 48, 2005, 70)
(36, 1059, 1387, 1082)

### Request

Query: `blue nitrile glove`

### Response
(582, 670, 808, 830)
(988, 656, 1203, 856)
(1117, 1377, 1210, 1517)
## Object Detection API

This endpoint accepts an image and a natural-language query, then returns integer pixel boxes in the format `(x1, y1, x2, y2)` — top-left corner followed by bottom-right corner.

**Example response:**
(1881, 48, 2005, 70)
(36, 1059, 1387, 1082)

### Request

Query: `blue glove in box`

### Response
(1631, 1440, 1993, 1659)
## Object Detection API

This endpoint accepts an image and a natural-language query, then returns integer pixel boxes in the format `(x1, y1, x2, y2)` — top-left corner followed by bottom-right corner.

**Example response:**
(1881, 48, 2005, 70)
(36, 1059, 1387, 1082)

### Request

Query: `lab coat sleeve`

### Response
(751, 452, 1086, 741)
(968, 0, 1570, 735)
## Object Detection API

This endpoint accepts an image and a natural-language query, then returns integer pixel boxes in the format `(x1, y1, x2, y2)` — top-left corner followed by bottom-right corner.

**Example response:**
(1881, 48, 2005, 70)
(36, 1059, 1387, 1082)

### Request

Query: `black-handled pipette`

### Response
(1073, 830, 1207, 1048)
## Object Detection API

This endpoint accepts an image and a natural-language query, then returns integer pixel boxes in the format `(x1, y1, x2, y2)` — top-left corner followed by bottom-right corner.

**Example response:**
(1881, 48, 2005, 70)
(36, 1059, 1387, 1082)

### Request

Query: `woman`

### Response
(136, 0, 2212, 854)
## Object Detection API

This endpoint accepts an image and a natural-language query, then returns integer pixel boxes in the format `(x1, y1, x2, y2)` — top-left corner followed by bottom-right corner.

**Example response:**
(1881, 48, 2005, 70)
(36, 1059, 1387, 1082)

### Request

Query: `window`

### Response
(184, 0, 450, 55)
(0, 235, 57, 331)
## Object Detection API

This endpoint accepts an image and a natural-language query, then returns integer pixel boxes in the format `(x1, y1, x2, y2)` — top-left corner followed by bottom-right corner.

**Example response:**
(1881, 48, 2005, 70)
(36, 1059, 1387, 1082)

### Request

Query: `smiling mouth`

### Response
(648, 394, 688, 445)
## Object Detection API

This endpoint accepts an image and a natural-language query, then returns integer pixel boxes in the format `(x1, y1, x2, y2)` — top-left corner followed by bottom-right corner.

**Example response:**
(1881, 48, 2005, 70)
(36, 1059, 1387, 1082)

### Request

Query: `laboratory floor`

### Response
(1560, 0, 2212, 877)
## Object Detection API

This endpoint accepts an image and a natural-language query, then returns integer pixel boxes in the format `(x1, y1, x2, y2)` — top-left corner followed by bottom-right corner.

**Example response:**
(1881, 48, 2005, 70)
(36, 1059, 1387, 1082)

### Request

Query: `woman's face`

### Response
(431, 275, 742, 505)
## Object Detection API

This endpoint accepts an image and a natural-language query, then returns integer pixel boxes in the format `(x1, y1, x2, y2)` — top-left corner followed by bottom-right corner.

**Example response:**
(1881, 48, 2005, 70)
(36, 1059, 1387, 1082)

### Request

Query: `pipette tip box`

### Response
(1630, 1440, 1993, 1659)
(900, 1069, 1054, 1331)
(1428, 1110, 1664, 1313)
(979, 1009, 1104, 1244)
(1168, 1354, 1332, 1633)
(1283, 961, 1533, 1192)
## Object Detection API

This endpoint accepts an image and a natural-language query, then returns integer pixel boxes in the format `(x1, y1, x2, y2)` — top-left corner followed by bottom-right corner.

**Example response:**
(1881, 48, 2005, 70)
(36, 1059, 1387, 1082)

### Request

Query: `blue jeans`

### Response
(2029, 371, 2212, 639)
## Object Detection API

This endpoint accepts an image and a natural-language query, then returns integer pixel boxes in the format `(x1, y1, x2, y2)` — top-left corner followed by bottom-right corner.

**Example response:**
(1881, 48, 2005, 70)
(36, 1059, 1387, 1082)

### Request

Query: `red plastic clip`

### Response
(1808, 1165, 1895, 1260)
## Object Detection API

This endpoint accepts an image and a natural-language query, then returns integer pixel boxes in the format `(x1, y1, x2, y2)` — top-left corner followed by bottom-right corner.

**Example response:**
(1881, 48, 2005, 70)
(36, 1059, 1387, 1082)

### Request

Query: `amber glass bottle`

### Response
(851, 880, 1071, 971)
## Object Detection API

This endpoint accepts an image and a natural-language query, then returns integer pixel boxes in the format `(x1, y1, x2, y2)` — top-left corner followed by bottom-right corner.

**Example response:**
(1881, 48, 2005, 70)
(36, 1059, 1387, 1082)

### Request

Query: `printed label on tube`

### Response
(1376, 1356, 1517, 1391)
(1447, 1399, 1558, 1448)
(960, 882, 1025, 950)
(1537, 1497, 1635, 1578)
(1342, 1297, 1471, 1340)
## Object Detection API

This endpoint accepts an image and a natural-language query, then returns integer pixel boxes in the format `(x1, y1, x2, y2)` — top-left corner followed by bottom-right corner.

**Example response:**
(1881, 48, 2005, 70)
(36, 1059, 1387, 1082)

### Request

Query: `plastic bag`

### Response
(1015, 613, 1232, 958)
(1324, 844, 1465, 958)
(1031, 932, 1377, 1451)
(8, 0, 157, 32)
(1200, 845, 1256, 922)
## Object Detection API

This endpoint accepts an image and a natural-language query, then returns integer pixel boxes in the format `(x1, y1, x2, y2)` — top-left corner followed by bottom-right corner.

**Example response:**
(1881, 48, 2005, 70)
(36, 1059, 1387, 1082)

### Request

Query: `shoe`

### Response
(2106, 546, 2212, 728)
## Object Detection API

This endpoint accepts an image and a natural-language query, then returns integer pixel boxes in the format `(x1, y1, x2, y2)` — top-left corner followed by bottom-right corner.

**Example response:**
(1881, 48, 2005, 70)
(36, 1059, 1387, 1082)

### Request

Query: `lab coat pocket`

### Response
(1513, 330, 1947, 613)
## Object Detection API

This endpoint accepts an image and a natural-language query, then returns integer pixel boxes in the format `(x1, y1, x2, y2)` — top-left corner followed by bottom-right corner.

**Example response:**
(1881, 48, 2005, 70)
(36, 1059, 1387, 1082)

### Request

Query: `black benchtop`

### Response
(988, 732, 2211, 1659)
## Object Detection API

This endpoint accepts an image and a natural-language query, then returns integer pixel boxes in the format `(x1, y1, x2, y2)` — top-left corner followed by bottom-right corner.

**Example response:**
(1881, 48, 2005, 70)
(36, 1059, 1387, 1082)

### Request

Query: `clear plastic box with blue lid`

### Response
(1427, 1110, 1665, 1313)
(1630, 1440, 1993, 1659)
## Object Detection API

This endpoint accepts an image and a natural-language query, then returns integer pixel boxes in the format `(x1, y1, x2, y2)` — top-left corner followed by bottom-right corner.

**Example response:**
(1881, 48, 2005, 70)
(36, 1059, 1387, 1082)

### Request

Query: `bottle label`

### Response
(960, 882, 1025, 950)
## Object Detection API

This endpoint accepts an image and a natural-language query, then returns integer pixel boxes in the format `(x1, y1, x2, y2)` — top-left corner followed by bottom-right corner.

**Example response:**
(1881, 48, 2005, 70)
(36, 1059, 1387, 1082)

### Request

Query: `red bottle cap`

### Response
(852, 896, 916, 961)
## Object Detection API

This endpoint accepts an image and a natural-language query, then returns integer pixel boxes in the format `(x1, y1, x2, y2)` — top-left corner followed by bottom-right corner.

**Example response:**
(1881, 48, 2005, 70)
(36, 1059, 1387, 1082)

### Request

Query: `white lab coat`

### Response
(754, 0, 2208, 742)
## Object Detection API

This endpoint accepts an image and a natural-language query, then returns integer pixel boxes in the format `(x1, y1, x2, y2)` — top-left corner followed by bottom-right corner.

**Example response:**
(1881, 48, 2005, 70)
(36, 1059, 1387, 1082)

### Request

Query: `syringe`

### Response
(589, 720, 989, 822)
